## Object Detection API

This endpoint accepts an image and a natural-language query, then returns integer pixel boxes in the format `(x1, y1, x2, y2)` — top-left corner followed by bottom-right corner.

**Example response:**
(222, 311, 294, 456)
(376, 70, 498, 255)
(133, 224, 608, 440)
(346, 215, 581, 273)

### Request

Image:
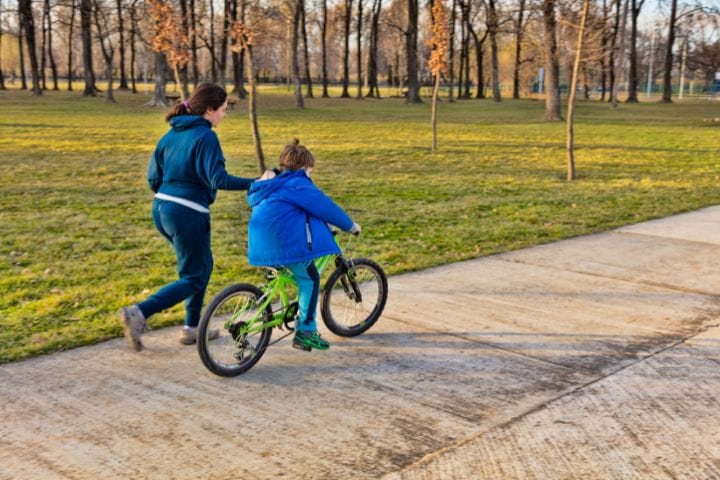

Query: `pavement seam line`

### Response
(615, 229, 720, 248)
(384, 320, 720, 478)
(500, 254, 720, 299)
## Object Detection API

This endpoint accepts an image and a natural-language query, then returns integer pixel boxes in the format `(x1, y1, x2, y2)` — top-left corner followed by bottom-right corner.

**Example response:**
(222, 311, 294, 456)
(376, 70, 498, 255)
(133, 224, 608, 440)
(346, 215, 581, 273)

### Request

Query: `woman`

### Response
(120, 82, 273, 351)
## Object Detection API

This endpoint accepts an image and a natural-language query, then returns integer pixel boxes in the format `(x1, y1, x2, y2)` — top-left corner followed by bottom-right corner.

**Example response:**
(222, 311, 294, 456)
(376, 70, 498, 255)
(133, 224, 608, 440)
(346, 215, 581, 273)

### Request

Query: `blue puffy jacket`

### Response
(147, 115, 253, 208)
(247, 170, 354, 267)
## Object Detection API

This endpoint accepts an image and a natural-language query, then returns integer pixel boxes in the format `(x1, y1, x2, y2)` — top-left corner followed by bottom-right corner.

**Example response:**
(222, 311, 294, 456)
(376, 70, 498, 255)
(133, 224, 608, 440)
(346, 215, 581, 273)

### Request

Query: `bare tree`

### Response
(406, 0, 422, 102)
(448, 0, 456, 101)
(189, 0, 198, 85)
(468, 16, 487, 99)
(291, 0, 304, 107)
(65, 0, 77, 91)
(661, 0, 678, 103)
(19, 0, 42, 95)
(611, 0, 628, 108)
(93, 0, 116, 102)
(116, 0, 129, 89)
(129, 0, 139, 92)
(0, 0, 5, 89)
(301, 0, 313, 98)
(80, 0, 96, 95)
(542, 0, 560, 120)
(43, 0, 60, 89)
(567, 0, 590, 181)
(366, 0, 382, 97)
(429, 0, 449, 152)
(321, 0, 329, 97)
(177, 0, 190, 98)
(356, 0, 363, 98)
(512, 0, 527, 99)
(18, 16, 28, 90)
(341, 0, 353, 97)
(486, 0, 501, 101)
(231, 18, 265, 170)
(625, 0, 645, 102)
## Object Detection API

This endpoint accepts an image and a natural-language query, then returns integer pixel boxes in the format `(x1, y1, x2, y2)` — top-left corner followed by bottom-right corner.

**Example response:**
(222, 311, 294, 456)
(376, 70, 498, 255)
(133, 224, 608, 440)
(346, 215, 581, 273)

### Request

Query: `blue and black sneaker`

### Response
(293, 331, 330, 351)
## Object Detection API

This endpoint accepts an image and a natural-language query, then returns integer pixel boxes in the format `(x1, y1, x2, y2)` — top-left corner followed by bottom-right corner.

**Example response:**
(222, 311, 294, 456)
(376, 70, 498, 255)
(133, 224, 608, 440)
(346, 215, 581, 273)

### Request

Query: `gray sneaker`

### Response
(120, 305, 147, 352)
(180, 327, 219, 345)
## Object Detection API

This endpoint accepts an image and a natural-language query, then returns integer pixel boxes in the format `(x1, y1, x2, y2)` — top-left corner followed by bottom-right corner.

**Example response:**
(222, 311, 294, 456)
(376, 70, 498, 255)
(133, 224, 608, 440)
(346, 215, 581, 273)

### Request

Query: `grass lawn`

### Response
(1, 86, 719, 363)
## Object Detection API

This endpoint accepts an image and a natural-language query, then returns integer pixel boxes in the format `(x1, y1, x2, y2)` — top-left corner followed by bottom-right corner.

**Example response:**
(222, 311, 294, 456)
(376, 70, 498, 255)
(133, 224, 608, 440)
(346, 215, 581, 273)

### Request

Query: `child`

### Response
(246, 139, 361, 351)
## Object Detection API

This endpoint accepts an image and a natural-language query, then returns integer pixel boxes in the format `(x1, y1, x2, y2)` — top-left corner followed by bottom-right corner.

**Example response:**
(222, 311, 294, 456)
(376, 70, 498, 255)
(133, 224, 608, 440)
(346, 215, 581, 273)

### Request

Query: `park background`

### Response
(1, 0, 719, 363)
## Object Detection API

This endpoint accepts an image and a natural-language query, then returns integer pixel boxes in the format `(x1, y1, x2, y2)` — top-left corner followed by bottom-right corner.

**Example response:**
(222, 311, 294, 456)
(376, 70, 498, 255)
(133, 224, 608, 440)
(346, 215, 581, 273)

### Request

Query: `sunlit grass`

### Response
(1, 88, 719, 362)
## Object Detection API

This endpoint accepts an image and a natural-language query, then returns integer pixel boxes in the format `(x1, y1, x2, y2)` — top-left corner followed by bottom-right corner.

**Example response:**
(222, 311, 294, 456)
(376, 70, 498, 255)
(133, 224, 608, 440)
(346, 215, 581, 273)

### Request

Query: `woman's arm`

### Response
(197, 131, 255, 190)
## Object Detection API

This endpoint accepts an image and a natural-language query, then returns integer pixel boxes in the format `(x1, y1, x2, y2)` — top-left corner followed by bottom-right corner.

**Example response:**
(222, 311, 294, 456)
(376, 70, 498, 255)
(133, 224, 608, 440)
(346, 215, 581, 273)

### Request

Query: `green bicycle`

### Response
(197, 234, 388, 377)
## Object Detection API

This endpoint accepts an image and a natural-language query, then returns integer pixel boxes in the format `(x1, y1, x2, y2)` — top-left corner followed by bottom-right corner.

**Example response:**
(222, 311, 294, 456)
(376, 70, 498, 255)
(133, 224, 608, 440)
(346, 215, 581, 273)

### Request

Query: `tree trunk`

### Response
(47, 0, 59, 91)
(463, 28, 470, 98)
(18, 20, 28, 90)
(661, 0, 678, 103)
(42, 0, 48, 90)
(626, 0, 644, 102)
(219, 0, 230, 86)
(116, 0, 128, 89)
(246, 45, 266, 171)
(291, 0, 304, 108)
(67, 0, 76, 91)
(0, 1, 4, 89)
(366, 0, 381, 98)
(150, 52, 168, 106)
(542, 0, 561, 120)
(599, 0, 609, 101)
(179, 0, 190, 98)
(356, 0, 363, 98)
(512, 0, 525, 99)
(607, 0, 620, 103)
(80, 0, 95, 95)
(190, 0, 198, 86)
(93, 0, 115, 102)
(431, 73, 440, 152)
(405, 0, 421, 103)
(611, 0, 628, 108)
(301, 0, 313, 98)
(341, 0, 353, 97)
(321, 0, 329, 97)
(457, 3, 465, 98)
(129, 0, 138, 92)
(448, 0, 455, 101)
(235, 0, 247, 98)
(468, 25, 485, 99)
(487, 0, 501, 101)
(209, 0, 217, 82)
(566, 0, 590, 181)
(19, 0, 42, 95)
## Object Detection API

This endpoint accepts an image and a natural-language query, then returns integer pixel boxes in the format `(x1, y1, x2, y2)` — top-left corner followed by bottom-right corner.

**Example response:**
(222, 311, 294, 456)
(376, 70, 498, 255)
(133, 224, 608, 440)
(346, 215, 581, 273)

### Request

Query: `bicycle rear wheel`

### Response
(320, 258, 388, 337)
(197, 283, 272, 377)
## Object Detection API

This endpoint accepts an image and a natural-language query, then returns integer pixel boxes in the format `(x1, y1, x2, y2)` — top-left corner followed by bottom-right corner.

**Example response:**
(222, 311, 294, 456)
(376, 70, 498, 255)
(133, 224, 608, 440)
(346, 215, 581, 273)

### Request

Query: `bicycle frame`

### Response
(227, 252, 338, 336)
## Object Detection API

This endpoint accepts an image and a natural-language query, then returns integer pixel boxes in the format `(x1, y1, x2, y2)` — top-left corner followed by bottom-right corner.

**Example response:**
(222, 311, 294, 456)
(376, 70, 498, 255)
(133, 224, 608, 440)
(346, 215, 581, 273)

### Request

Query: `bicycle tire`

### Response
(320, 258, 388, 337)
(197, 283, 273, 377)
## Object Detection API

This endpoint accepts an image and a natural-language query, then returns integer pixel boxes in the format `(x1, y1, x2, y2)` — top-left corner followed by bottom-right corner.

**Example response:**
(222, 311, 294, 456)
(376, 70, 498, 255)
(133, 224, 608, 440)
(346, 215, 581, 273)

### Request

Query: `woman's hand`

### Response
(258, 170, 276, 181)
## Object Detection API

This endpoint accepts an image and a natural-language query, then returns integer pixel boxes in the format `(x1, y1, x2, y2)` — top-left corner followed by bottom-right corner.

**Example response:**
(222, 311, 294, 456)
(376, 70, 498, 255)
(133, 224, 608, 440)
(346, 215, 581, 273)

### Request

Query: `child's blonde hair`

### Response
(279, 139, 315, 172)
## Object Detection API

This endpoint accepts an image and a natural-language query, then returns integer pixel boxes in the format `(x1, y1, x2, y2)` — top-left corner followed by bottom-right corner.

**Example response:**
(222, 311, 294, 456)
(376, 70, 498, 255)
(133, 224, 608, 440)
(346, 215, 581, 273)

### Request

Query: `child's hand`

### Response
(258, 170, 276, 181)
(349, 223, 362, 236)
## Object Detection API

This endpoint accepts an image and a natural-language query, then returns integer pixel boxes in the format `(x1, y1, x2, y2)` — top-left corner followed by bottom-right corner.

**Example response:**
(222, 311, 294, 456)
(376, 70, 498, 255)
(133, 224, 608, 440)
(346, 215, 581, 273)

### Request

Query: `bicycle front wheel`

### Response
(320, 258, 388, 337)
(197, 283, 272, 377)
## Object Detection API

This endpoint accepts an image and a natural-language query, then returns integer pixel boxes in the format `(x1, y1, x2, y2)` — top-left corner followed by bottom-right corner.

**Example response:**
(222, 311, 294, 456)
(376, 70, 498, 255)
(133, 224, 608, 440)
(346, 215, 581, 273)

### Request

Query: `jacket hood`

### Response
(169, 115, 211, 132)
(247, 170, 307, 208)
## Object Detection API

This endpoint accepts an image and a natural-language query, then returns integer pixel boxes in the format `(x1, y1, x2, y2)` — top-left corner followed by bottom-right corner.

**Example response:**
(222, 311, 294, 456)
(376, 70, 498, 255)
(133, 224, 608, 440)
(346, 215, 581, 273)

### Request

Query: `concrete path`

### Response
(2, 207, 720, 480)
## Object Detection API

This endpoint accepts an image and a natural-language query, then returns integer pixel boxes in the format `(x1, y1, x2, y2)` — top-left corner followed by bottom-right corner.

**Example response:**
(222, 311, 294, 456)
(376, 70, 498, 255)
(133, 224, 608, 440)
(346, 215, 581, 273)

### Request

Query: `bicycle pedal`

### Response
(292, 342, 312, 352)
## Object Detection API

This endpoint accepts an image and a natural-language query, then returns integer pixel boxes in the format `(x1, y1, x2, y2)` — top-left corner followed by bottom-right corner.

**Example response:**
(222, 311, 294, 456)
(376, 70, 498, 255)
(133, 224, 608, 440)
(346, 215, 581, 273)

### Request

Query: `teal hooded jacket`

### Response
(147, 115, 253, 207)
(247, 170, 354, 267)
